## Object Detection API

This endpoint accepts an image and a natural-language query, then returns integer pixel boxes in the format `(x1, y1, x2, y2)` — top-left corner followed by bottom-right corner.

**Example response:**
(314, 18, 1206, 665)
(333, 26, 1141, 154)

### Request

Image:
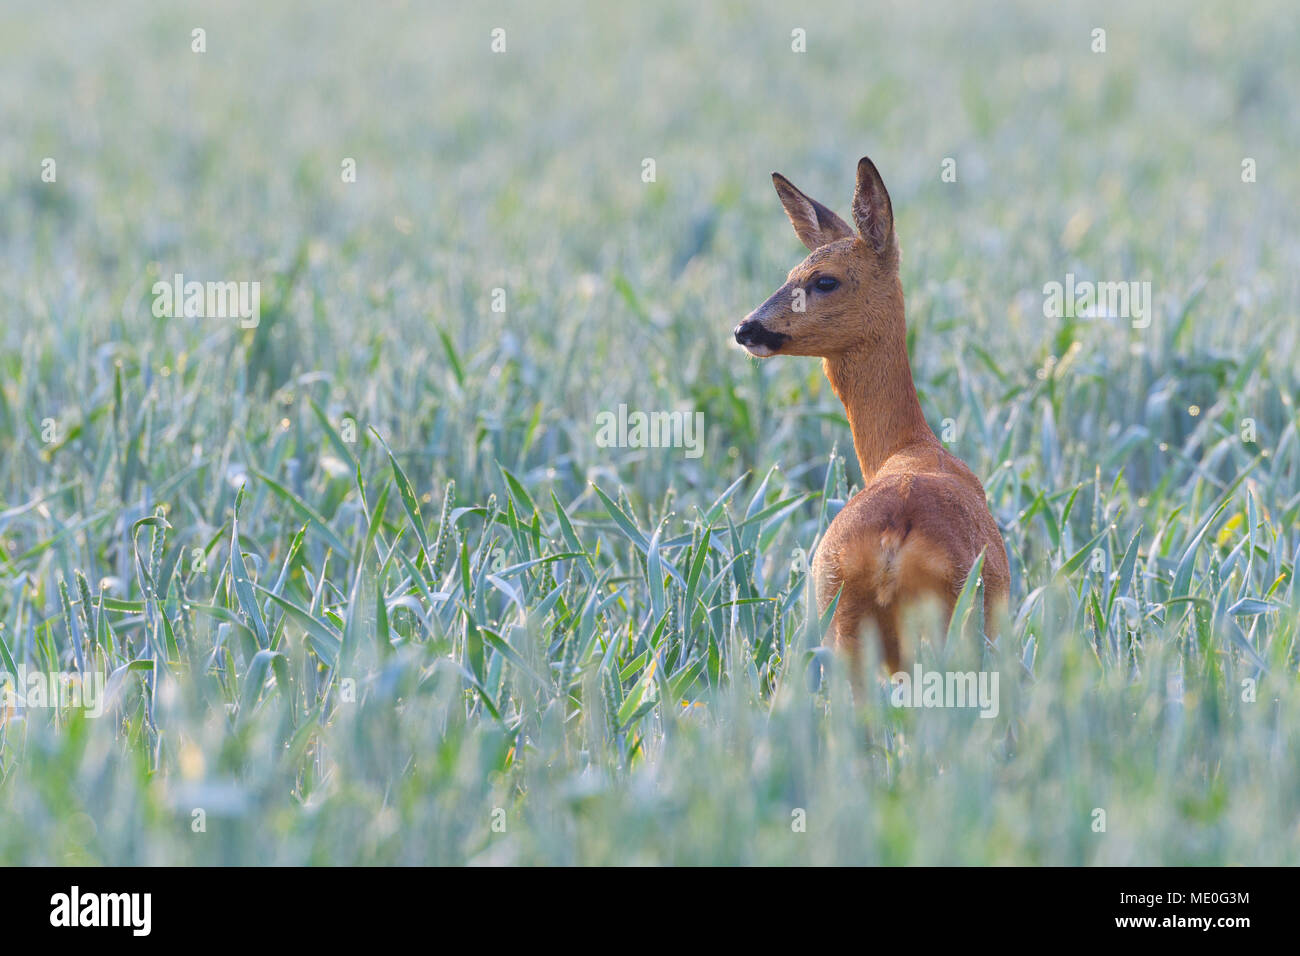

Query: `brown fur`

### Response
(734, 157, 1009, 682)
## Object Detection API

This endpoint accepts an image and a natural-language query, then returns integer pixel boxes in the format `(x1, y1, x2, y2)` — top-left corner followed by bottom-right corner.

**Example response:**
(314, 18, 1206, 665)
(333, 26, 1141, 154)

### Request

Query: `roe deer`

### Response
(733, 156, 1009, 679)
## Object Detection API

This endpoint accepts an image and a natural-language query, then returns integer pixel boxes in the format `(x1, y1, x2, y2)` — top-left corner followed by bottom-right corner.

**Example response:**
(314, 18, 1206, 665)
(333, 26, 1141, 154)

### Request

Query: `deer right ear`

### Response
(771, 173, 855, 251)
(851, 156, 895, 256)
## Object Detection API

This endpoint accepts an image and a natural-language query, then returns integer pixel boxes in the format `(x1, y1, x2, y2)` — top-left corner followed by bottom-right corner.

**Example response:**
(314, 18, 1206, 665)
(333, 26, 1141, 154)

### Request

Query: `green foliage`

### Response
(0, 0, 1298, 864)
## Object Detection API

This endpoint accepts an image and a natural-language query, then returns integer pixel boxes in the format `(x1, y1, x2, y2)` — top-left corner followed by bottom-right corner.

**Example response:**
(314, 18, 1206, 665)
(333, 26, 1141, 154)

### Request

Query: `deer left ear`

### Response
(772, 173, 855, 251)
(851, 156, 895, 257)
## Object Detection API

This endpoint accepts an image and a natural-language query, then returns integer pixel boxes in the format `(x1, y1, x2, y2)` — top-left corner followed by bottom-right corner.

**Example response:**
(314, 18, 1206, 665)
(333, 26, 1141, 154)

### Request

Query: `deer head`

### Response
(734, 156, 903, 359)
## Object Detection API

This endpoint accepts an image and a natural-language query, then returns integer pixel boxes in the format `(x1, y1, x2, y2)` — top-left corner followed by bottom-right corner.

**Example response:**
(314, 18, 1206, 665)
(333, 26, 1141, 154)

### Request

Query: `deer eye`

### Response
(813, 276, 839, 293)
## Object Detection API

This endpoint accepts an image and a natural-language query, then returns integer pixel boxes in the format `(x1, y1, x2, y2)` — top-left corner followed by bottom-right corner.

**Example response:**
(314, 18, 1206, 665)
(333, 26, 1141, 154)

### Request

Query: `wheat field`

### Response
(1, 0, 1298, 864)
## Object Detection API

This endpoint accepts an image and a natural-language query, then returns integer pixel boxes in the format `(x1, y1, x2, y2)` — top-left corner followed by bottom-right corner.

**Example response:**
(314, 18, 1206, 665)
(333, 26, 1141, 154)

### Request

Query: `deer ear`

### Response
(851, 156, 895, 256)
(771, 173, 854, 251)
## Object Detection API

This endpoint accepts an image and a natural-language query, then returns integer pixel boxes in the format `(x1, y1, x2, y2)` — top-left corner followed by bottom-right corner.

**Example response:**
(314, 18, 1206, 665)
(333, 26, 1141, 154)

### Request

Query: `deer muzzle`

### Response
(733, 318, 789, 357)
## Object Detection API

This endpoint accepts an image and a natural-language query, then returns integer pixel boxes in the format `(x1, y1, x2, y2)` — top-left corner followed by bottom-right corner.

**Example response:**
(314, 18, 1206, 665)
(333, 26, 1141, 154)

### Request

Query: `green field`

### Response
(2, 0, 1299, 864)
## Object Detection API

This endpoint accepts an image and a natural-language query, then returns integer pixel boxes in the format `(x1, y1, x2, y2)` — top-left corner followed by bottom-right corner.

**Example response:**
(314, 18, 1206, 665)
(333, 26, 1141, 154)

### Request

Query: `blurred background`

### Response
(4, 0, 1297, 508)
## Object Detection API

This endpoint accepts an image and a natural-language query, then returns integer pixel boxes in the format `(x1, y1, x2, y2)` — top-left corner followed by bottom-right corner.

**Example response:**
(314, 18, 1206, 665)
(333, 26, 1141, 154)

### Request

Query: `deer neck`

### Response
(823, 315, 933, 484)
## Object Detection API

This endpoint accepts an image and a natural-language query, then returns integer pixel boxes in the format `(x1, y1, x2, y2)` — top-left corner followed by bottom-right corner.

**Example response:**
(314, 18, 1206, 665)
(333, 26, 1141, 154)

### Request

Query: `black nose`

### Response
(734, 320, 758, 345)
